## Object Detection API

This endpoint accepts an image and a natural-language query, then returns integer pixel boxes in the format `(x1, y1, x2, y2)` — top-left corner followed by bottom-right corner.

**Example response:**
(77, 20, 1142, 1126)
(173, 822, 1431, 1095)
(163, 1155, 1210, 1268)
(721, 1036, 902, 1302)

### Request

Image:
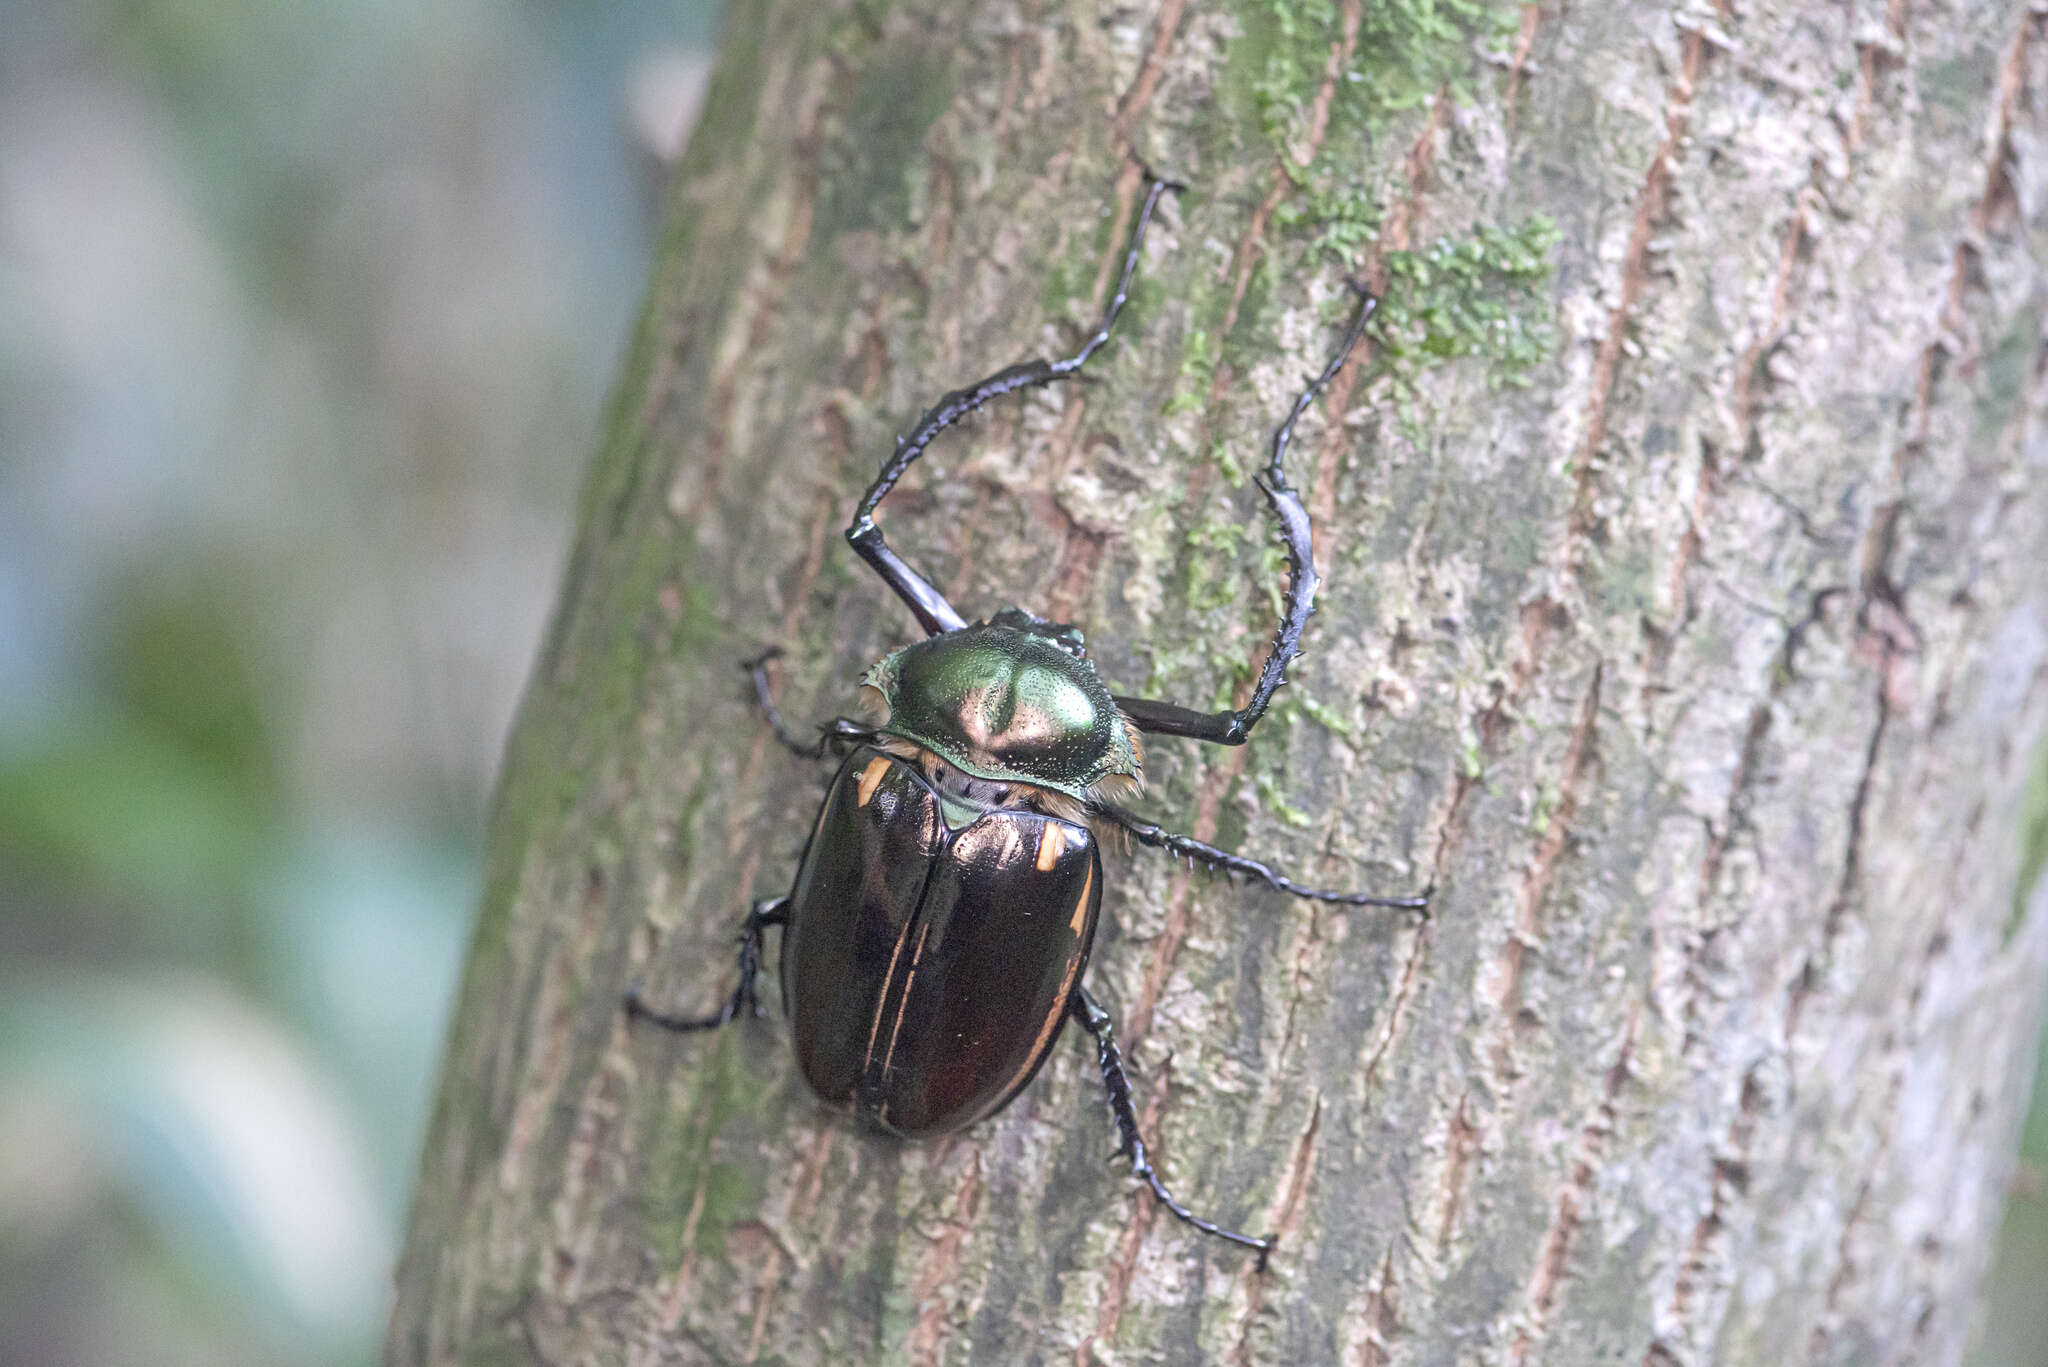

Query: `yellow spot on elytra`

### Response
(857, 756, 890, 807)
(1036, 822, 1067, 871)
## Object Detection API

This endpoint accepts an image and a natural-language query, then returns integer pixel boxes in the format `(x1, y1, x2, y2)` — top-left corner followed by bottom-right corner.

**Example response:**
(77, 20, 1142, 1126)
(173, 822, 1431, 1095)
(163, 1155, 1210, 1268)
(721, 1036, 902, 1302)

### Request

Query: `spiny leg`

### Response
(1114, 284, 1379, 745)
(625, 897, 789, 1032)
(743, 649, 878, 760)
(1088, 799, 1429, 910)
(845, 173, 1183, 637)
(1071, 984, 1274, 1268)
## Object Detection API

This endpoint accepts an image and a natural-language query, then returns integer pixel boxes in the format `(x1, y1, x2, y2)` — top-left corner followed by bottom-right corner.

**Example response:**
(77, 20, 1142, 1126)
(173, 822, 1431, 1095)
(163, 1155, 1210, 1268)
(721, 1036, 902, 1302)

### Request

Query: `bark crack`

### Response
(1352, 1247, 1402, 1367)
(1217, 0, 1362, 335)
(906, 1150, 984, 1367)
(1846, 0, 1909, 152)
(1358, 920, 1433, 1098)
(1571, 16, 1720, 568)
(1501, 2, 1544, 134)
(654, 1180, 710, 1334)
(1307, 95, 1444, 568)
(1228, 1097, 1324, 1367)
(741, 1232, 790, 1366)
(1111, 0, 1188, 139)
(1509, 1001, 1643, 1366)
(1129, 741, 1250, 1047)
(1680, 586, 1845, 1054)
(1802, 1072, 1904, 1363)
(1433, 1091, 1481, 1262)
(1075, 1056, 1174, 1365)
(1489, 662, 1606, 1078)
(1642, 1064, 1763, 1362)
(1785, 660, 1893, 1041)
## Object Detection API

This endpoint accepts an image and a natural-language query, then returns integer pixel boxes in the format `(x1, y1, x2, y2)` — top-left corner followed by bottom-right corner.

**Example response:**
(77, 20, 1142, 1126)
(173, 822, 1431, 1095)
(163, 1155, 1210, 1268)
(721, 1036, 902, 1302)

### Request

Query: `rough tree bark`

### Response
(387, 1, 2048, 1363)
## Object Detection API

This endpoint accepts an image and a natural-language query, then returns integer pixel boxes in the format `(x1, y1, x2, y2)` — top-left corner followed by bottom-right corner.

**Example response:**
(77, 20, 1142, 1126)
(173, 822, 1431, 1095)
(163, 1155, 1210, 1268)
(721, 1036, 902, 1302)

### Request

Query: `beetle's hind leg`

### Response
(744, 649, 877, 759)
(1087, 800, 1429, 910)
(626, 897, 790, 1032)
(1071, 984, 1275, 1268)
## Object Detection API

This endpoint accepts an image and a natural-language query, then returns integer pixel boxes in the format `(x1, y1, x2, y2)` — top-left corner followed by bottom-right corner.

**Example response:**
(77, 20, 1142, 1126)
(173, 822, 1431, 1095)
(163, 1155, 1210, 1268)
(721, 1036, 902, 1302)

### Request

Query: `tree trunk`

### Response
(386, 1, 2048, 1363)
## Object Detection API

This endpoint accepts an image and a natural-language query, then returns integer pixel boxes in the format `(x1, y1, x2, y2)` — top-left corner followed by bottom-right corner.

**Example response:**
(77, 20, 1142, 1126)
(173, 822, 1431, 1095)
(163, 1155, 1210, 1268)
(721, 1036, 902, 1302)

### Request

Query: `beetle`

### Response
(626, 174, 1425, 1266)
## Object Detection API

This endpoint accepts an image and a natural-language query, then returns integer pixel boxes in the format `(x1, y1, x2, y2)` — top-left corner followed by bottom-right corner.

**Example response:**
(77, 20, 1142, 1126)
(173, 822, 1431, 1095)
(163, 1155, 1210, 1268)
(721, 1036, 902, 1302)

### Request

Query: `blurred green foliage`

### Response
(0, 0, 717, 1362)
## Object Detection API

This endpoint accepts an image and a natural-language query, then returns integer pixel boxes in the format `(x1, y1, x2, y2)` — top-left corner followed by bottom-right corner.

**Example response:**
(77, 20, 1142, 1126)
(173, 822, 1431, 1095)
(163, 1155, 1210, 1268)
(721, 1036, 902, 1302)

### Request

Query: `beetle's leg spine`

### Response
(846, 173, 1180, 638)
(1088, 800, 1431, 910)
(625, 897, 791, 1032)
(1072, 986, 1275, 1269)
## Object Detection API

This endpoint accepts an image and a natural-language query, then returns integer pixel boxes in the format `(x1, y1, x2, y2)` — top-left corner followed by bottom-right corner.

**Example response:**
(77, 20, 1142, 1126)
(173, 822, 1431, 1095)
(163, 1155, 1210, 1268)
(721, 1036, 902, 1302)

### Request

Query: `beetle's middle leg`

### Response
(743, 649, 877, 760)
(1086, 800, 1429, 910)
(1071, 984, 1275, 1268)
(626, 896, 790, 1032)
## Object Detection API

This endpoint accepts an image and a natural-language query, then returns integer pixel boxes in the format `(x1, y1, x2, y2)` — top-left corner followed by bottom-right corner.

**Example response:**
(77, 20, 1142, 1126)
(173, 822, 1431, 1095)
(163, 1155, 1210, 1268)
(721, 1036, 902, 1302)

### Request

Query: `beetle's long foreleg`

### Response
(845, 174, 1181, 638)
(626, 897, 790, 1032)
(1087, 800, 1429, 910)
(1113, 285, 1379, 746)
(743, 650, 878, 759)
(1070, 985, 1274, 1268)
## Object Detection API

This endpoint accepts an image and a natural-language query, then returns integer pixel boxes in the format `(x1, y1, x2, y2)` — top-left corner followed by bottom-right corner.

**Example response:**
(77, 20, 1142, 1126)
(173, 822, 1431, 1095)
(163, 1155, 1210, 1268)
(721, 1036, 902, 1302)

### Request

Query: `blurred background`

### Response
(0, 0, 713, 1361)
(0, 2, 2041, 1364)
